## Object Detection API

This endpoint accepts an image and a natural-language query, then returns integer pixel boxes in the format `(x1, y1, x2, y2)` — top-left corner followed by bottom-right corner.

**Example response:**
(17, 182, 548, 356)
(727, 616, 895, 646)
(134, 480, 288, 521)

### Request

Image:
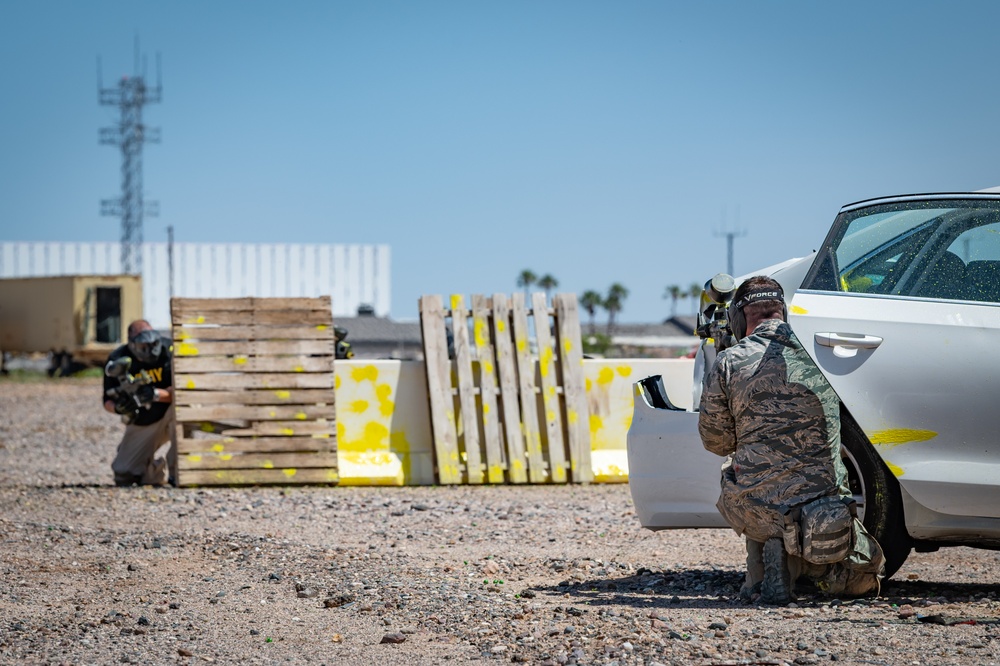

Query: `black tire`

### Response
(839, 406, 912, 579)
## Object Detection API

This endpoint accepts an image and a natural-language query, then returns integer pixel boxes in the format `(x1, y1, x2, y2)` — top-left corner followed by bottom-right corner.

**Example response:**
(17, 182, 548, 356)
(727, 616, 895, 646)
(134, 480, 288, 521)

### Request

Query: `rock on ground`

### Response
(2, 378, 1000, 665)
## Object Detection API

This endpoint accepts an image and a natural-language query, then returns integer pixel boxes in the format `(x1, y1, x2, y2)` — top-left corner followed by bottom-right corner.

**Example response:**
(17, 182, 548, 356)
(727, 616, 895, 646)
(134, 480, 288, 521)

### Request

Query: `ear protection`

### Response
(727, 285, 787, 340)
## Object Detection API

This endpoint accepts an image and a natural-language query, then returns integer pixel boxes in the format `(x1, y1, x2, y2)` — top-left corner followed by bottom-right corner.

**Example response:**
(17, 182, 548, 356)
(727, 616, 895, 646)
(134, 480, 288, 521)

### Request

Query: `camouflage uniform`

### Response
(699, 318, 884, 596)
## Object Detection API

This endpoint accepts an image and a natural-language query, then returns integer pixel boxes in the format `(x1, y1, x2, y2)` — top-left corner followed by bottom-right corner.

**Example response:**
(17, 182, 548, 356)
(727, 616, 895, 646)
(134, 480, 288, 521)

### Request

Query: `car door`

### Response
(789, 195, 1000, 519)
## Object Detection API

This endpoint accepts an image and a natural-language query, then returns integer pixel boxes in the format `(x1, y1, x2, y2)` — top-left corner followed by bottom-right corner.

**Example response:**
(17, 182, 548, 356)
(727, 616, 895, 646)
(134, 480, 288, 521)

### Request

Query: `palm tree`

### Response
(516, 269, 538, 299)
(687, 282, 702, 315)
(580, 290, 603, 335)
(538, 274, 559, 301)
(604, 283, 629, 336)
(664, 284, 682, 318)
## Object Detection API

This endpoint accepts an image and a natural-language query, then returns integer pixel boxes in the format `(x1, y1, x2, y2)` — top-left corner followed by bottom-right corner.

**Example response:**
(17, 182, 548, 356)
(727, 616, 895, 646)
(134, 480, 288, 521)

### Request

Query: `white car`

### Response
(628, 190, 1000, 577)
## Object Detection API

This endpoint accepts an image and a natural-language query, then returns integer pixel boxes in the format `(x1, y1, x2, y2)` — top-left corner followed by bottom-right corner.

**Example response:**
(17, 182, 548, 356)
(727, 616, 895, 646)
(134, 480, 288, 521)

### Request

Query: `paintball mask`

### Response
(128, 329, 163, 364)
(727, 283, 787, 340)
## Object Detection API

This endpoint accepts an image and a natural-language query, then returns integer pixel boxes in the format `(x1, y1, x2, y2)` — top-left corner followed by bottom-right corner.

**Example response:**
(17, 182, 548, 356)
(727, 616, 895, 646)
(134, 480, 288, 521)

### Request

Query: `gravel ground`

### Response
(2, 378, 1000, 665)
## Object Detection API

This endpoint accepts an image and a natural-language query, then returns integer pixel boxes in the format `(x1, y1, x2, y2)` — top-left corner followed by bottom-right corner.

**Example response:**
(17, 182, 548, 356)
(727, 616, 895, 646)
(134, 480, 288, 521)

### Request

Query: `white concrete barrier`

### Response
(334, 358, 694, 485)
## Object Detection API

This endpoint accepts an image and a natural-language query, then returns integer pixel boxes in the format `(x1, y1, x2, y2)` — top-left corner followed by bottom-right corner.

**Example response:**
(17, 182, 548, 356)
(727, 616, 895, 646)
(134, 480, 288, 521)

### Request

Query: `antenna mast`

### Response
(713, 205, 747, 277)
(99, 38, 162, 275)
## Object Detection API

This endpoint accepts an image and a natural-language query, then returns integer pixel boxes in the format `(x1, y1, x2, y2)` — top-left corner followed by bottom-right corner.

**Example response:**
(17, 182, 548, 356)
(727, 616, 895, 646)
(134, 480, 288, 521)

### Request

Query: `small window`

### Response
(95, 287, 122, 343)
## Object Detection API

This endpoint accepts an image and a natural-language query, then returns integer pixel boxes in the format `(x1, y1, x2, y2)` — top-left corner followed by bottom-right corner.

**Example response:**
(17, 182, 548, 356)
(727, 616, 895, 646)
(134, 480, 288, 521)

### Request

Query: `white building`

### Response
(0, 241, 391, 330)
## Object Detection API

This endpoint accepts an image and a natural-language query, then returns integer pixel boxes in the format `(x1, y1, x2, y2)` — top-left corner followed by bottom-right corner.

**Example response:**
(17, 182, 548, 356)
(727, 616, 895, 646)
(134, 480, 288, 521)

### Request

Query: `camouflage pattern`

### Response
(699, 317, 884, 593)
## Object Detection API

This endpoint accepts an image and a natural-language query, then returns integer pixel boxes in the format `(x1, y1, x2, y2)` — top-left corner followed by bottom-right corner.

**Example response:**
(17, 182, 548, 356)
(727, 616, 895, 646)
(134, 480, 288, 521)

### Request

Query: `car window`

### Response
(803, 198, 1000, 303)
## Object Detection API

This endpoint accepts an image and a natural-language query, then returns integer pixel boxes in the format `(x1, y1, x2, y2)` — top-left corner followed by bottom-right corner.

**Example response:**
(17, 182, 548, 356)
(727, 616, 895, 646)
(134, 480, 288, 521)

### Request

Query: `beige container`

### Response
(0, 275, 143, 365)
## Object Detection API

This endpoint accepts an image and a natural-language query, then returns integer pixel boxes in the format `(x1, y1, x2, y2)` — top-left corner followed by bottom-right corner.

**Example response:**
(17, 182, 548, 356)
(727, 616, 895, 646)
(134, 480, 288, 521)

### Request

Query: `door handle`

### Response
(815, 332, 883, 350)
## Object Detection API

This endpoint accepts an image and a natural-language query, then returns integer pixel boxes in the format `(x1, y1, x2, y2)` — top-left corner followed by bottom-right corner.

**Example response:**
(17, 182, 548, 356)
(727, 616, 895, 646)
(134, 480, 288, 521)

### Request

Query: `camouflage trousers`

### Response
(740, 518, 884, 599)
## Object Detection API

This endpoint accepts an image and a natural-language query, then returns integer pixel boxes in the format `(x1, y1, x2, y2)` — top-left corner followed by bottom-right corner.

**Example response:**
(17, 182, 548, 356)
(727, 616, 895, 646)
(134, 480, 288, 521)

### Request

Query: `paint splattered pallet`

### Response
(418, 292, 591, 485)
(170, 296, 338, 486)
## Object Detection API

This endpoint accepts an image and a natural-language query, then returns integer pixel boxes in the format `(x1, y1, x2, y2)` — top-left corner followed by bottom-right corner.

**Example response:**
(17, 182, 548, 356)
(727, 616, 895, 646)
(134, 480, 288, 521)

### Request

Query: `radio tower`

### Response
(714, 205, 747, 277)
(99, 39, 161, 275)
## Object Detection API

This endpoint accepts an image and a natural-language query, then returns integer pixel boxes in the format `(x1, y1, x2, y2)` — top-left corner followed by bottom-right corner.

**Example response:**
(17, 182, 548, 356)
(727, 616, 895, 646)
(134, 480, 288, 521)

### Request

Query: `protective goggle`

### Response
(128, 329, 163, 363)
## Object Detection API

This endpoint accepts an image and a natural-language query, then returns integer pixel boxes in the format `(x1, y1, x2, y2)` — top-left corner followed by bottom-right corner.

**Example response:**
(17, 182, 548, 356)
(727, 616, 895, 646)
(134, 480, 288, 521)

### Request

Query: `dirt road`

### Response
(2, 379, 999, 665)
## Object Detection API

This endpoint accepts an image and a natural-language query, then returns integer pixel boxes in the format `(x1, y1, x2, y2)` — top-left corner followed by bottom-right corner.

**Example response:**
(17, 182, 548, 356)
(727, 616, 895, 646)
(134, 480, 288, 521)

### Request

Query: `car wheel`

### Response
(840, 407, 912, 579)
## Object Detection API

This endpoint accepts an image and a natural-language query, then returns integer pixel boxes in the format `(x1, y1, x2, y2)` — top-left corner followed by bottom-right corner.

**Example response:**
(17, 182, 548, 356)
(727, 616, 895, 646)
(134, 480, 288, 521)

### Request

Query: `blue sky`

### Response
(2, 1, 998, 322)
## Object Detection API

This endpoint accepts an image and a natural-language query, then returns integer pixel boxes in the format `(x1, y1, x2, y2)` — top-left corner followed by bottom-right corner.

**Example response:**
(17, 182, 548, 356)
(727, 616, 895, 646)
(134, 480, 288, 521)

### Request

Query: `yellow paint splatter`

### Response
(196, 315, 205, 324)
(884, 460, 904, 477)
(275, 390, 291, 400)
(351, 365, 379, 383)
(212, 443, 225, 453)
(546, 410, 556, 423)
(334, 374, 341, 390)
(590, 414, 604, 433)
(389, 431, 411, 452)
(497, 320, 506, 333)
(294, 365, 304, 373)
(474, 318, 487, 347)
(199, 423, 214, 433)
(283, 468, 297, 478)
(597, 367, 615, 386)
(232, 355, 248, 365)
(295, 412, 307, 420)
(567, 409, 578, 424)
(563, 339, 573, 354)
(263, 460, 274, 469)
(311, 433, 330, 439)
(176, 342, 198, 356)
(483, 360, 494, 375)
(585, 378, 592, 392)
(350, 400, 369, 414)
(315, 324, 328, 331)
(790, 305, 808, 315)
(516, 338, 526, 353)
(616, 365, 632, 378)
(450, 294, 463, 311)
(337, 422, 345, 442)
(539, 346, 553, 377)
(187, 454, 202, 462)
(186, 379, 196, 389)
(269, 410, 277, 418)
(220, 454, 233, 461)
(280, 428, 295, 436)
(870, 429, 938, 446)
(488, 465, 505, 483)
(177, 331, 189, 341)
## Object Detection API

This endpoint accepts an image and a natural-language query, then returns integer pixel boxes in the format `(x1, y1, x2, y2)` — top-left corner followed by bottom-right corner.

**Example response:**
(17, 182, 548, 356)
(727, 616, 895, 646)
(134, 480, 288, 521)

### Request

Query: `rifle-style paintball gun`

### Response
(695, 273, 738, 353)
(105, 356, 156, 424)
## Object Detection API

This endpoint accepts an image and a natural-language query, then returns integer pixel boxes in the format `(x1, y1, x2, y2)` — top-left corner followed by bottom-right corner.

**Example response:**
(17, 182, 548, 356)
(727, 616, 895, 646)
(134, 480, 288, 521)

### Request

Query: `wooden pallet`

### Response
(418, 292, 591, 485)
(170, 297, 338, 486)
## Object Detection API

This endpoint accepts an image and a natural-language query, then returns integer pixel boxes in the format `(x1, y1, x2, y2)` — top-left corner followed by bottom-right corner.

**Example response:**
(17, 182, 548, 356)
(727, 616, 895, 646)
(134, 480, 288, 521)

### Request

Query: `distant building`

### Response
(604, 316, 700, 358)
(337, 305, 423, 360)
(0, 241, 391, 330)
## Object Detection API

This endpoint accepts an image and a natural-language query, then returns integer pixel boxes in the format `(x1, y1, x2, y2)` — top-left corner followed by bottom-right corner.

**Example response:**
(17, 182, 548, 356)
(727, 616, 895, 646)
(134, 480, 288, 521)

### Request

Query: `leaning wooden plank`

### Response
(176, 404, 336, 422)
(178, 451, 339, 470)
(511, 293, 547, 483)
(554, 293, 593, 483)
(173, 356, 334, 374)
(173, 389, 334, 406)
(176, 373, 334, 390)
(173, 340, 334, 357)
(491, 294, 527, 483)
(177, 436, 334, 454)
(533, 293, 568, 483)
(471, 294, 505, 483)
(419, 295, 462, 484)
(450, 294, 483, 484)
(177, 468, 339, 486)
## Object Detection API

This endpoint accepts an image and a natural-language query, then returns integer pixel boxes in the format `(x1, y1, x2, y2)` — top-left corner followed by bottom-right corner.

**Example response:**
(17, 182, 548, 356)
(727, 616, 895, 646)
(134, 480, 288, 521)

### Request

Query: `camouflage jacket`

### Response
(698, 318, 850, 541)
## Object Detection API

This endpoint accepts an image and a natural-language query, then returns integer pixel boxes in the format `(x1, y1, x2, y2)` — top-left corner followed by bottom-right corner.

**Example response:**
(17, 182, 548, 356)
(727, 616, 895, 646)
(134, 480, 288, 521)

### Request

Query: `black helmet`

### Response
(128, 329, 163, 364)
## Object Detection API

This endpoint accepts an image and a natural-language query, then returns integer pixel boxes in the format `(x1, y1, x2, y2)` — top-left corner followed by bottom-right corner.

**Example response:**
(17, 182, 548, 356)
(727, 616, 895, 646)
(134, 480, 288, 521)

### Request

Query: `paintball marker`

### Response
(104, 356, 156, 424)
(695, 273, 737, 353)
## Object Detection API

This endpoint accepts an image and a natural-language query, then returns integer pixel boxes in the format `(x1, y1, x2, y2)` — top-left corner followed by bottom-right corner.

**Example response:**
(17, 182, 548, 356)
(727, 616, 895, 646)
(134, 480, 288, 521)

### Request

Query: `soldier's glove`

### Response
(113, 393, 135, 415)
(135, 384, 156, 408)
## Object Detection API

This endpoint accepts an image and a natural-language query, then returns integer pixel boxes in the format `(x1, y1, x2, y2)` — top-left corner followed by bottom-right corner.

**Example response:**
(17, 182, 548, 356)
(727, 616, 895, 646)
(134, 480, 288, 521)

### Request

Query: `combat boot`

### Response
(760, 538, 792, 605)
